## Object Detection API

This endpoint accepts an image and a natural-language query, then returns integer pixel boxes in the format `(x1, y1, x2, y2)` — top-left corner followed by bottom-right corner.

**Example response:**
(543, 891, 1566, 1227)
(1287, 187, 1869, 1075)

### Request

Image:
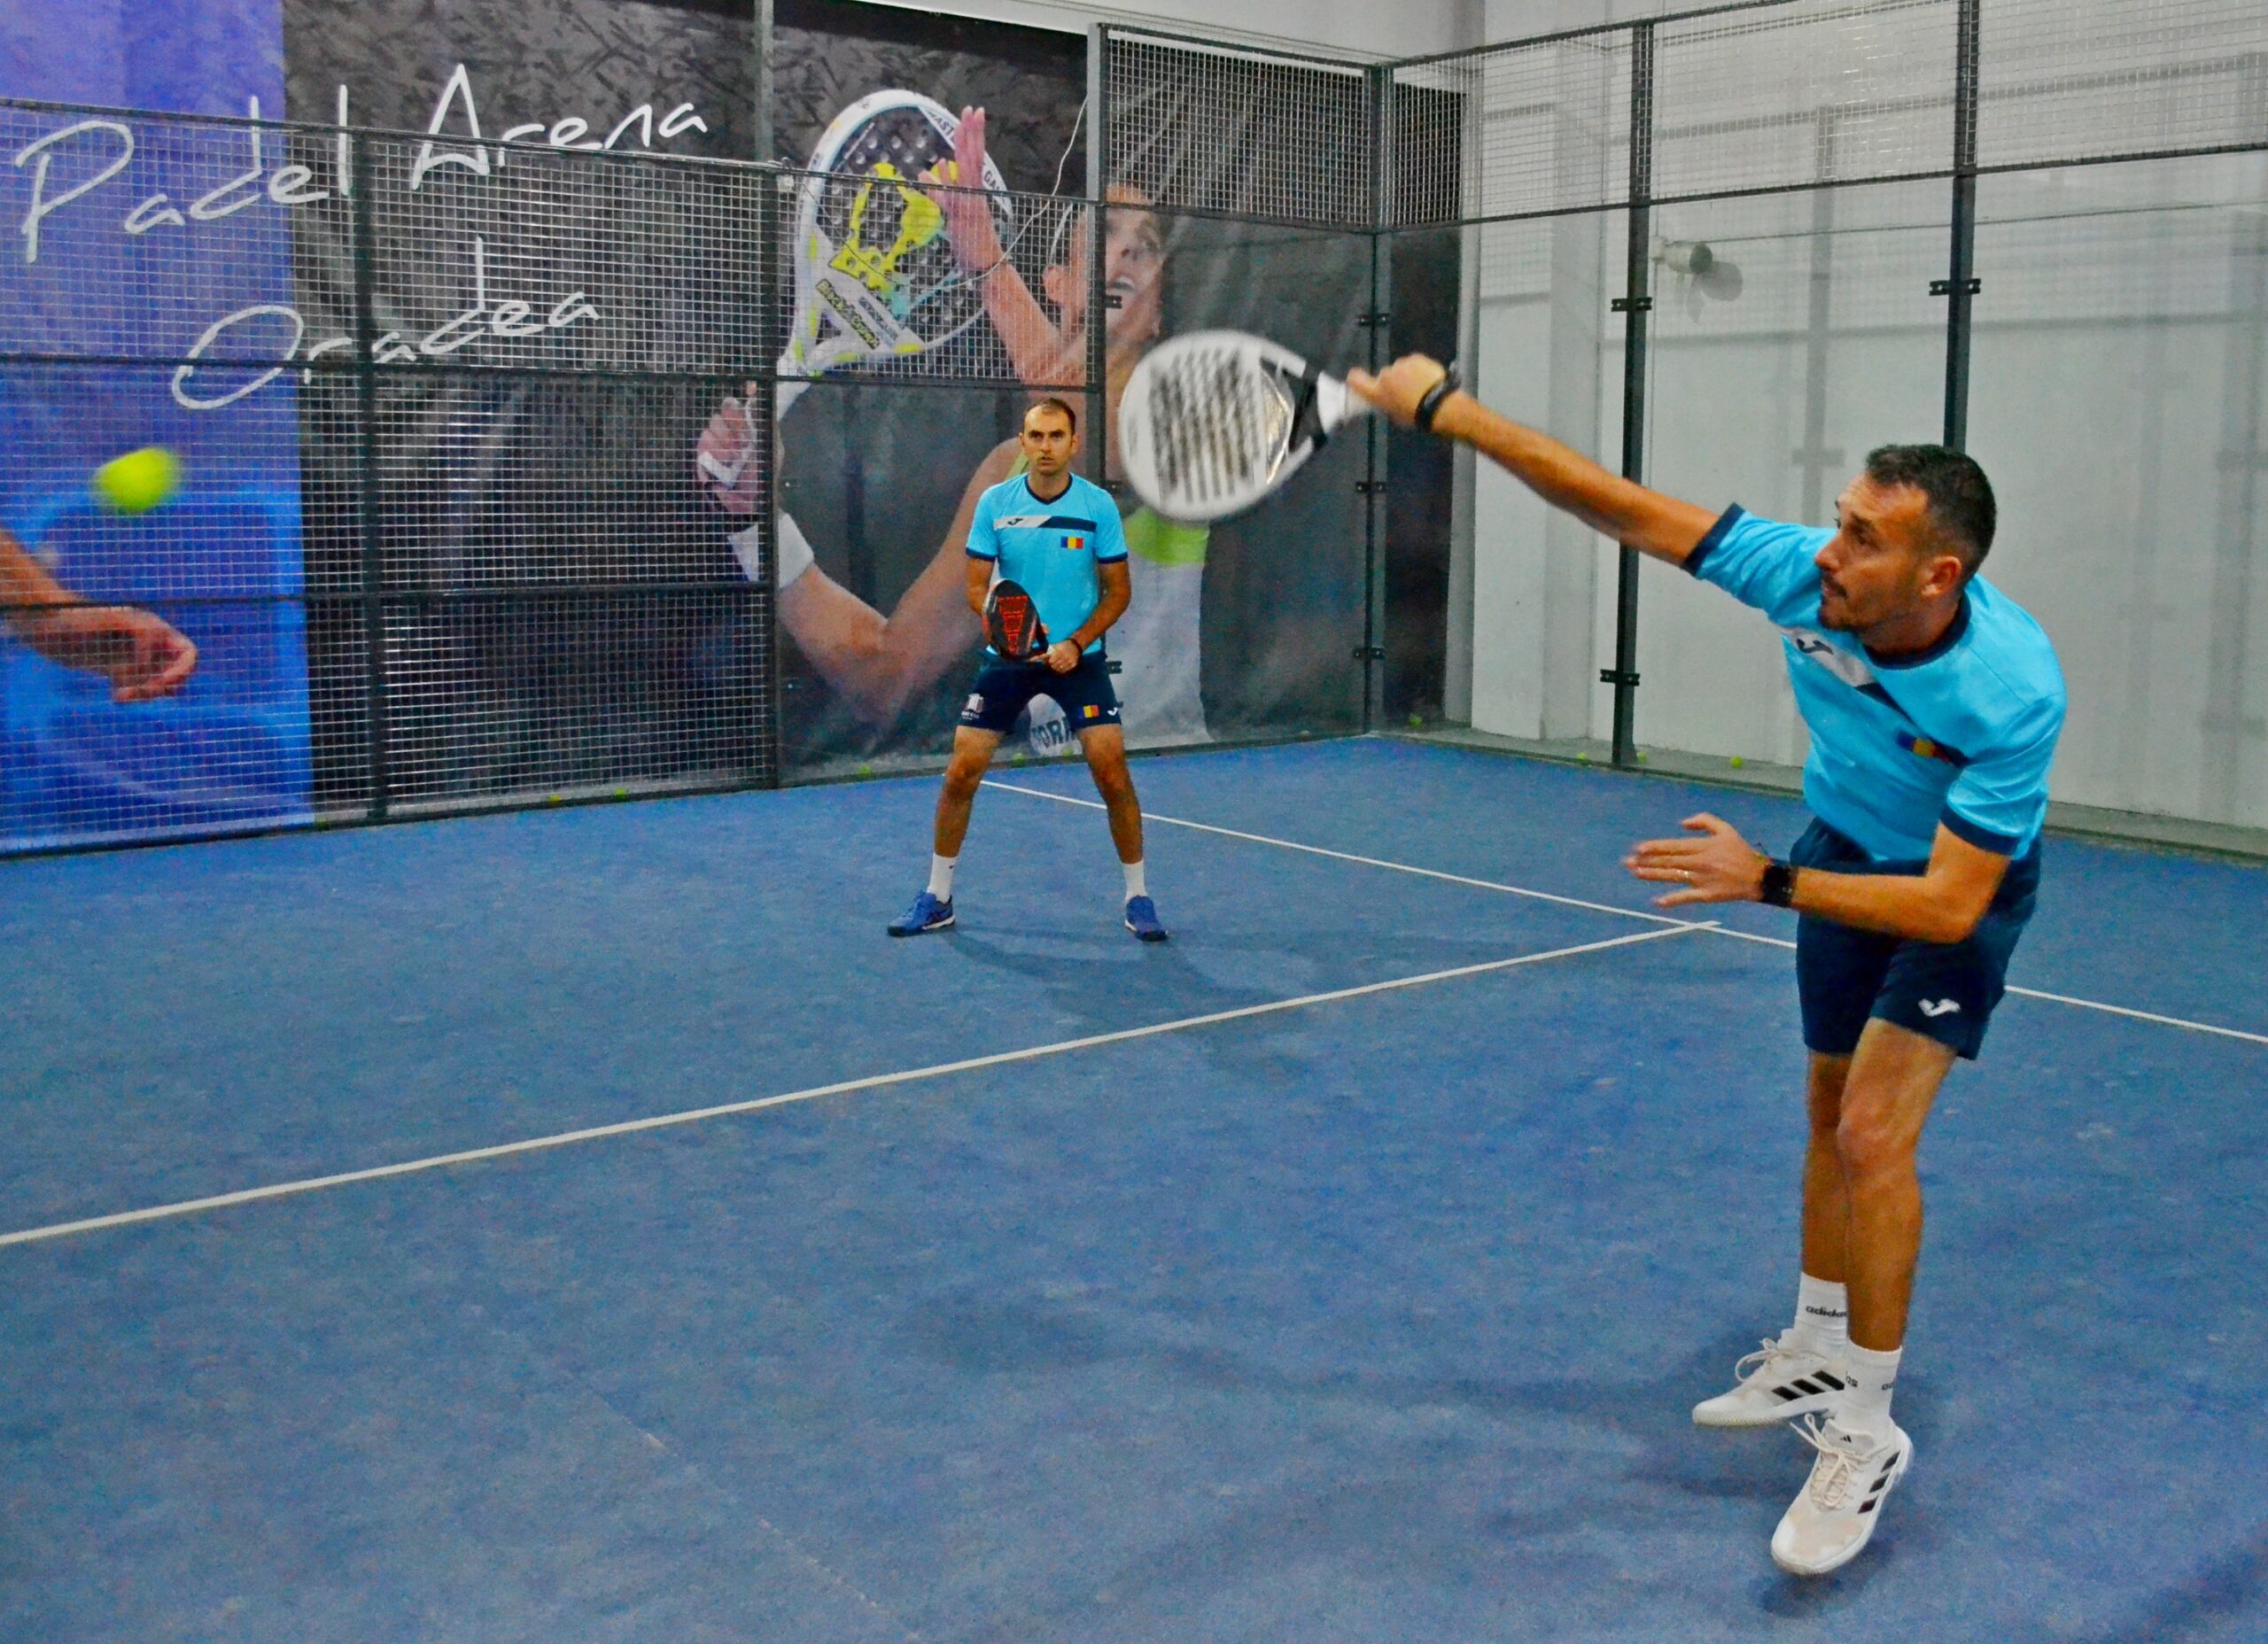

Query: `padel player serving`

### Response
(1352, 353, 2066, 1578)
(886, 396, 1167, 942)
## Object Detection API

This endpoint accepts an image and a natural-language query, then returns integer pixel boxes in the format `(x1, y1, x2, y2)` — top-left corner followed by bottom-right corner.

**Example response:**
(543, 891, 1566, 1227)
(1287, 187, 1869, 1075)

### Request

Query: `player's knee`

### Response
(1090, 757, 1133, 798)
(1834, 1109, 1915, 1183)
(942, 755, 988, 799)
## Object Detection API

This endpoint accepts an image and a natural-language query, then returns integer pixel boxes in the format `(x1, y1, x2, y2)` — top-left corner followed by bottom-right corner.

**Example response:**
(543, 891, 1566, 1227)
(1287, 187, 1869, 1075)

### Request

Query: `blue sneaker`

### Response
(1122, 895, 1169, 942)
(888, 890, 955, 937)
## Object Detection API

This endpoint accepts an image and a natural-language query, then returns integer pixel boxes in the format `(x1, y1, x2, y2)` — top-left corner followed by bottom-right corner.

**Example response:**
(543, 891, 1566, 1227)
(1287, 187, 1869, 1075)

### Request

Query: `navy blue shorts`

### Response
(958, 653, 1121, 737)
(1791, 819, 2040, 1061)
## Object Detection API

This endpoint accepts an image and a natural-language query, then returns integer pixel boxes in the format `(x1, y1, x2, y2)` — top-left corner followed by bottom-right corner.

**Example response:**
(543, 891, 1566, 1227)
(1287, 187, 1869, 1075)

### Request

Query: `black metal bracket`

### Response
(1612, 296, 1653, 313)
(1357, 480, 1386, 495)
(1359, 311, 1391, 328)
(1930, 277, 1982, 297)
(1355, 645, 1386, 661)
(1598, 668, 1642, 688)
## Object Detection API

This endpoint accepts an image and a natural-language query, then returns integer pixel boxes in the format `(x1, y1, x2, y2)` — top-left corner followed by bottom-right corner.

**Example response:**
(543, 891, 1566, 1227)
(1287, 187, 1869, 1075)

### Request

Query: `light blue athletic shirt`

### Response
(1688, 507, 2066, 861)
(965, 472, 1128, 656)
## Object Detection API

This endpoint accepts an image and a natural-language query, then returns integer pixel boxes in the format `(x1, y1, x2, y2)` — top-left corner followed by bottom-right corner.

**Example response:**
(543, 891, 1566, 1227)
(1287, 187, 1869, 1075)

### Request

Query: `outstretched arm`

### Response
(695, 386, 1004, 725)
(1, 526, 198, 702)
(1349, 353, 1719, 568)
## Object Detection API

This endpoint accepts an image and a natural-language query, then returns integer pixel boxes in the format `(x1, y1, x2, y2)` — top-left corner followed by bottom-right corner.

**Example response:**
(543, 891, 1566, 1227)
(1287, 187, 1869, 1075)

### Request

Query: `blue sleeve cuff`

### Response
(1097, 548, 1128, 562)
(1940, 806, 2020, 856)
(965, 547, 997, 561)
(1682, 504, 1746, 579)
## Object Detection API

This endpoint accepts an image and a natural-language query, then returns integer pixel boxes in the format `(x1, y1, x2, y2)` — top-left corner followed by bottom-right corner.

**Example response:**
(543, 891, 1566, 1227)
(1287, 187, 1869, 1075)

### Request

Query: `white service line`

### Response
(982, 780, 1700, 930)
(986, 779, 2268, 1048)
(0, 923, 1706, 1251)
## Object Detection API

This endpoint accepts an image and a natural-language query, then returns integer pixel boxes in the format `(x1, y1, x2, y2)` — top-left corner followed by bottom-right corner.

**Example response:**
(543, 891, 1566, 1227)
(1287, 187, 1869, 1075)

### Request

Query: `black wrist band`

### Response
(1412, 368, 1463, 433)
(1759, 859, 1797, 908)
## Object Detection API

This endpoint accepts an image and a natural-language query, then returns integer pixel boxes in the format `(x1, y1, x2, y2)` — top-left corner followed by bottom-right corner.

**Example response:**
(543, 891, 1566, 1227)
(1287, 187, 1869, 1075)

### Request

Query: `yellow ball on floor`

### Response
(91, 446, 181, 516)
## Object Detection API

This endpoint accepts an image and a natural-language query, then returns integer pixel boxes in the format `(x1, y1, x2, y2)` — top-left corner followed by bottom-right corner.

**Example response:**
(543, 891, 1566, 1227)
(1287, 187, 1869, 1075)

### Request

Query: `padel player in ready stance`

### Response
(1353, 353, 2065, 1576)
(887, 397, 1167, 942)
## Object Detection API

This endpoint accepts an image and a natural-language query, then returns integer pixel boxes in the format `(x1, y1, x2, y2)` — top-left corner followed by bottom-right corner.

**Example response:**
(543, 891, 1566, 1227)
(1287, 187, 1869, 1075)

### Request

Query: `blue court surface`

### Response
(3, 738, 2263, 1643)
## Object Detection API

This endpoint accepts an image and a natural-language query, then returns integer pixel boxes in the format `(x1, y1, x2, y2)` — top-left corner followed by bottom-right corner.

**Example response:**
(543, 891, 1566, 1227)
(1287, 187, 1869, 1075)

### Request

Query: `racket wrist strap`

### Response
(1413, 368, 1464, 434)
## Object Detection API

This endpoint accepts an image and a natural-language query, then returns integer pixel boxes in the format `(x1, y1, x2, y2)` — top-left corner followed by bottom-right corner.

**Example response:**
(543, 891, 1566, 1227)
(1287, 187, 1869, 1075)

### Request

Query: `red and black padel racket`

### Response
(983, 578, 1051, 661)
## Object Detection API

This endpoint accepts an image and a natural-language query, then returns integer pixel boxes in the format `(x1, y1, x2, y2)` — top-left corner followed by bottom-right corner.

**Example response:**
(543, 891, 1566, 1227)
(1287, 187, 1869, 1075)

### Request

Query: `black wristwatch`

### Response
(1413, 367, 1463, 433)
(1759, 858, 1798, 908)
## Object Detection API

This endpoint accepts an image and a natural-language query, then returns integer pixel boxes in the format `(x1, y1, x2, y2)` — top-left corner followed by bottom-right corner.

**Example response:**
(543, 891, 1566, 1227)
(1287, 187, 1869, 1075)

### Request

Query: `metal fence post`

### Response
(1941, 0, 1983, 450)
(349, 132, 391, 820)
(1607, 22, 1656, 770)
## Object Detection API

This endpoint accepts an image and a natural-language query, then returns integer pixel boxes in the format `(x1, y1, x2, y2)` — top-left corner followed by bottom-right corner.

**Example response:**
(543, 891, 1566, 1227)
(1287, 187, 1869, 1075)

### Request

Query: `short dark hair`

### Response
(1864, 444, 1996, 574)
(1024, 397, 1078, 434)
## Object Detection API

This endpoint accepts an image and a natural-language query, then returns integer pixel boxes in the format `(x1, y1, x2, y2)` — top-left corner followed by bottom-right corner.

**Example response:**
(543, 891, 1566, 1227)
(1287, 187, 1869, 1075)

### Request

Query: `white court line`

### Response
(983, 780, 1698, 930)
(0, 924, 1705, 1252)
(986, 779, 2268, 1048)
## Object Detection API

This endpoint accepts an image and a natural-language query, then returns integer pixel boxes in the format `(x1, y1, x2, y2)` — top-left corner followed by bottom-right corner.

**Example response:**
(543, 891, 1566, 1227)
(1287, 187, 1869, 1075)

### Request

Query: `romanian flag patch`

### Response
(1897, 730, 1968, 766)
(1083, 703, 1101, 719)
(1063, 533, 1085, 552)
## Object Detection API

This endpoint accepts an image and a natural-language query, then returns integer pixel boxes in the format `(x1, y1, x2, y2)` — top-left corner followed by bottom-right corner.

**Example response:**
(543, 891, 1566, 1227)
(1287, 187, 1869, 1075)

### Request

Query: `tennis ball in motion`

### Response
(91, 446, 182, 515)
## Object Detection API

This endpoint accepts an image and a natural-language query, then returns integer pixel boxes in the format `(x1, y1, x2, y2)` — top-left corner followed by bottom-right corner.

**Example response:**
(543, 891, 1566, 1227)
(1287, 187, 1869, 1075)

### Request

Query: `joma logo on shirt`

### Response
(1780, 627, 1878, 689)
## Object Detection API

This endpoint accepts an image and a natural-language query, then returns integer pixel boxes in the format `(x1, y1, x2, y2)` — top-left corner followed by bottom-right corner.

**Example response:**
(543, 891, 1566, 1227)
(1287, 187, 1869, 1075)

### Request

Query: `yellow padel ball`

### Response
(91, 446, 182, 516)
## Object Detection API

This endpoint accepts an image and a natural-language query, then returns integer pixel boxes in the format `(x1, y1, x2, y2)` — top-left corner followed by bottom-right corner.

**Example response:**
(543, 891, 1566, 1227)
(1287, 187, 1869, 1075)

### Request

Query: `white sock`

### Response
(1122, 859, 1146, 902)
(1838, 1342, 1902, 1439)
(928, 854, 957, 900)
(1791, 1274, 1850, 1356)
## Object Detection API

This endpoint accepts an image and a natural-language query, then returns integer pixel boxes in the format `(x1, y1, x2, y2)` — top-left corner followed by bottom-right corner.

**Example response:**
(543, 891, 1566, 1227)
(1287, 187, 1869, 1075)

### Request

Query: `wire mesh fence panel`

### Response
(1651, 0, 1958, 203)
(1104, 30, 1376, 229)
(374, 586, 768, 810)
(1968, 156, 2268, 829)
(1977, 0, 2268, 172)
(1632, 180, 1953, 771)
(0, 103, 349, 365)
(352, 132, 770, 376)
(352, 370, 757, 593)
(1, 102, 780, 852)
(1391, 36, 1632, 229)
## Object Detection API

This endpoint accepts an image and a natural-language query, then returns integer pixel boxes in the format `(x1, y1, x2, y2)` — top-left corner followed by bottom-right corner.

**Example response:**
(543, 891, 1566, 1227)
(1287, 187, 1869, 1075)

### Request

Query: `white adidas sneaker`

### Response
(1692, 1333, 1853, 1428)
(1770, 1415, 1914, 1577)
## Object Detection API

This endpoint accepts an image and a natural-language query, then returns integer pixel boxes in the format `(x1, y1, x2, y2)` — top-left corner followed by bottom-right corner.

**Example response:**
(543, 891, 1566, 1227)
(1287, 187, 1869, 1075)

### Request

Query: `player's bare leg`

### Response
(1770, 1020, 1952, 1575)
(1833, 1020, 1954, 1353)
(935, 726, 1003, 858)
(889, 726, 1000, 937)
(1079, 725, 1164, 940)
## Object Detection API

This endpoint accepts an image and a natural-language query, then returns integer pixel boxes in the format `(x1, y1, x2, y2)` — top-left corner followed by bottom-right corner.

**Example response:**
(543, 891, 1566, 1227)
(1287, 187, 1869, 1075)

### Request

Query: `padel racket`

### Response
(983, 578, 1051, 662)
(1119, 330, 1372, 523)
(701, 90, 1017, 492)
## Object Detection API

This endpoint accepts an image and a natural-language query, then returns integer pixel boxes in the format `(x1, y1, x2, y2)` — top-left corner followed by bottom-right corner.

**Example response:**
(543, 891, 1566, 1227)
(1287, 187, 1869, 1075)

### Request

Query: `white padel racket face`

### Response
(703, 91, 1015, 490)
(1118, 330, 1368, 523)
(784, 91, 1014, 392)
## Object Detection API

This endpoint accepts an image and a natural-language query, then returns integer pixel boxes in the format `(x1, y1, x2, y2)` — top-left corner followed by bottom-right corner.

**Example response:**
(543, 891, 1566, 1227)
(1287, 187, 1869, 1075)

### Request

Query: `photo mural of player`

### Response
(733, 4, 1386, 775)
(2, 2, 304, 849)
(5, 0, 1448, 843)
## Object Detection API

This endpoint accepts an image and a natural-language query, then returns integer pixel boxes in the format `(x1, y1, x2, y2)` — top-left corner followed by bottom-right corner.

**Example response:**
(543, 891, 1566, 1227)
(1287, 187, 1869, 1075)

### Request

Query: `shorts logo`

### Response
(962, 694, 985, 716)
(1082, 703, 1101, 719)
(1919, 998, 1961, 1018)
